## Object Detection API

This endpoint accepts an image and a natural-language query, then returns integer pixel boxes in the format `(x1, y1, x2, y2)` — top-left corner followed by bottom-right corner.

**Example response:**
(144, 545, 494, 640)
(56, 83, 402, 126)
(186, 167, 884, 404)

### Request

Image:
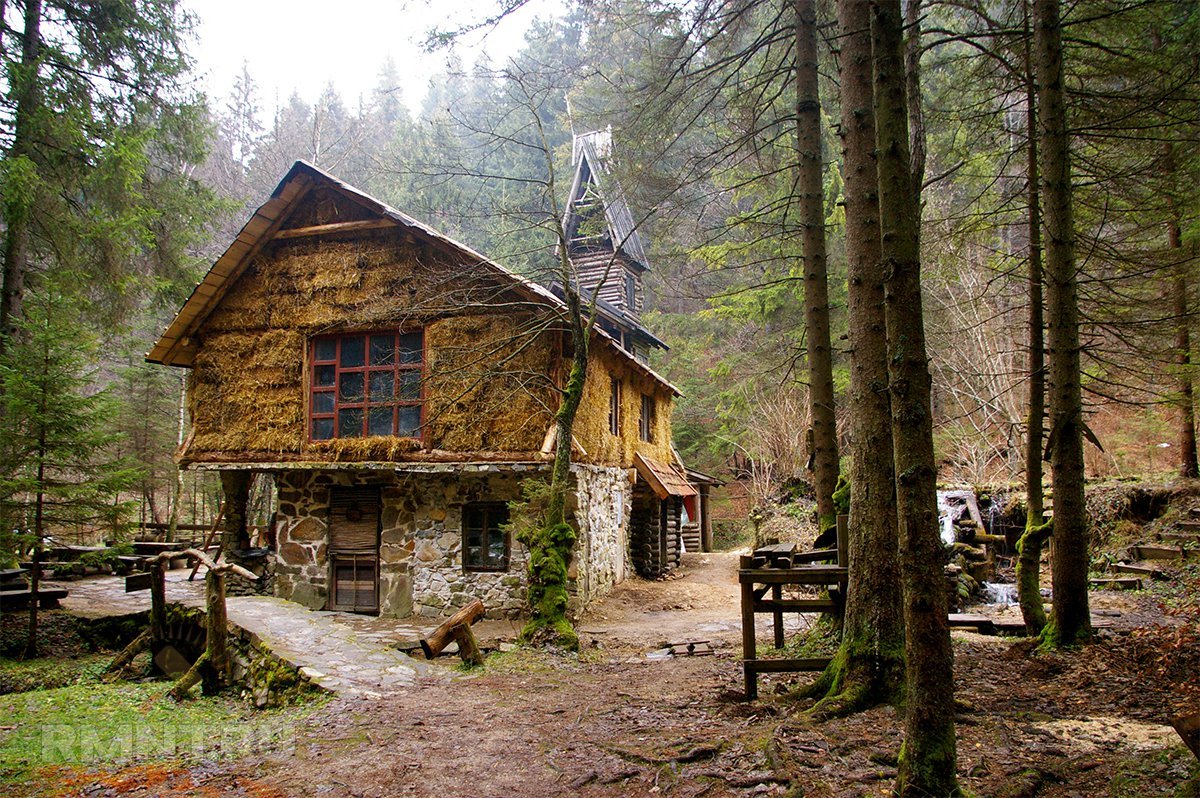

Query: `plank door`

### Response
(328, 486, 381, 613)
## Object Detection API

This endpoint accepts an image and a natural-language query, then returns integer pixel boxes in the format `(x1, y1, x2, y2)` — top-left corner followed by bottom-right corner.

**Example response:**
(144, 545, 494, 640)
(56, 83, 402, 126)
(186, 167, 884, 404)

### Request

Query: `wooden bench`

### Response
(0, 587, 69, 610)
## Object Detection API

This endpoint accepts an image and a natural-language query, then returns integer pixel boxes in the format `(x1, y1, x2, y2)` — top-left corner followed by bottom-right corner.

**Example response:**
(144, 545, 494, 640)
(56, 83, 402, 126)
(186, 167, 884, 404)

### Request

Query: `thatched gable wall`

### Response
(572, 342, 675, 466)
(186, 228, 561, 463)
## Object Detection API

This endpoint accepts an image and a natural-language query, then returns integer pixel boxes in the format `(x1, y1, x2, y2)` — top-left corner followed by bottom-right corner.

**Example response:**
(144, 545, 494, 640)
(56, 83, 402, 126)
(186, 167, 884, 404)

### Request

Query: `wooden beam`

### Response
(273, 218, 396, 239)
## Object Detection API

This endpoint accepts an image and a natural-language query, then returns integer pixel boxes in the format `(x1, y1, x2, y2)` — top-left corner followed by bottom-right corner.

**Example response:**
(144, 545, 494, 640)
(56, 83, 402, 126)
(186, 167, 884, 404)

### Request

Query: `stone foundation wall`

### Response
(569, 464, 632, 611)
(273, 466, 546, 620)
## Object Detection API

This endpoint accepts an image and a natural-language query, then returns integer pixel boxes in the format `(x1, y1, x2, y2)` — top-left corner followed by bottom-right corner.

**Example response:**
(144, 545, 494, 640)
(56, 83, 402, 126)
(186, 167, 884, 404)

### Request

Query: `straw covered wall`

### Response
(186, 225, 559, 462)
(572, 341, 675, 467)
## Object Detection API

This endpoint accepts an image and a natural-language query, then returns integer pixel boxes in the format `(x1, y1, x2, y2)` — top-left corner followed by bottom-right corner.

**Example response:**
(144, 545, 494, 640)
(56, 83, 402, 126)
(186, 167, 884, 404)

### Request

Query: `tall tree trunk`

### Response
(0, 0, 43, 353)
(1164, 146, 1198, 478)
(904, 0, 926, 202)
(806, 0, 903, 717)
(1035, 0, 1090, 647)
(795, 0, 839, 530)
(871, 1, 958, 794)
(1017, 0, 1051, 635)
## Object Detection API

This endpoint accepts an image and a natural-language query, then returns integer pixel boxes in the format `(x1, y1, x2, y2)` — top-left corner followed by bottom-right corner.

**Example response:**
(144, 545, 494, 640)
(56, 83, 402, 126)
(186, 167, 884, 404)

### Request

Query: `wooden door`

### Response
(328, 486, 380, 613)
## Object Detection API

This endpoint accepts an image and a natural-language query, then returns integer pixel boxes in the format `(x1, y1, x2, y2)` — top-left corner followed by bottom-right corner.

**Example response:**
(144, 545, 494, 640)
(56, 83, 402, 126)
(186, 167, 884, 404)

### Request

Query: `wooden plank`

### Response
(793, 548, 837, 564)
(125, 572, 153, 593)
(1158, 531, 1200, 544)
(744, 657, 832, 674)
(948, 613, 997, 634)
(273, 218, 395, 239)
(753, 599, 837, 613)
(1130, 544, 1185, 561)
(738, 566, 848, 585)
(1109, 562, 1167, 580)
(1089, 577, 1143, 591)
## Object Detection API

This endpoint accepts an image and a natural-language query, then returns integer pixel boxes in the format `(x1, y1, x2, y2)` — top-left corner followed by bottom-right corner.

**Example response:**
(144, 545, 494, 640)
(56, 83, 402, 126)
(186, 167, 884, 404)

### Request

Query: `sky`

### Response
(188, 0, 562, 116)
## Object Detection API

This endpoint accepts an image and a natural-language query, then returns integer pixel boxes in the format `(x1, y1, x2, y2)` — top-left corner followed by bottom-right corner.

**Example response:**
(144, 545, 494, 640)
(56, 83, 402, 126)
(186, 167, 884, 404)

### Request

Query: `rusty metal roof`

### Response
(145, 161, 679, 396)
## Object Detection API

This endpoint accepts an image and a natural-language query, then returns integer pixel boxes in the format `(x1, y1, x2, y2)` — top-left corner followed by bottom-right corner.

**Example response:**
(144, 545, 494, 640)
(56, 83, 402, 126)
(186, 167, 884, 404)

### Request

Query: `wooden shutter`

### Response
(329, 487, 380, 553)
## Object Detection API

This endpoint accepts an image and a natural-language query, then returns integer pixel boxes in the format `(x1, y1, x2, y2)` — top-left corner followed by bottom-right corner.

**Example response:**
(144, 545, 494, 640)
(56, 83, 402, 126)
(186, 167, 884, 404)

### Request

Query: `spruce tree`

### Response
(0, 290, 140, 657)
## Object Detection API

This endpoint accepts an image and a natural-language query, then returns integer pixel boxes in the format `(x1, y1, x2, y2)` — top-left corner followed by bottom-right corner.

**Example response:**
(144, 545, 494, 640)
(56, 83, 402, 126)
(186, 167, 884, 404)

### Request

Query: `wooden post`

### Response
(836, 514, 849, 567)
(771, 584, 784, 649)
(700, 488, 712, 553)
(203, 569, 229, 694)
(739, 555, 758, 700)
(149, 561, 166, 643)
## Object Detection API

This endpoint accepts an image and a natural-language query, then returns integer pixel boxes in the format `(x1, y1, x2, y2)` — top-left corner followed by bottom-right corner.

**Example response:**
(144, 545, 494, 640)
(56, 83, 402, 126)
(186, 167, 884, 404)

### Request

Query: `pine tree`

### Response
(0, 290, 140, 657)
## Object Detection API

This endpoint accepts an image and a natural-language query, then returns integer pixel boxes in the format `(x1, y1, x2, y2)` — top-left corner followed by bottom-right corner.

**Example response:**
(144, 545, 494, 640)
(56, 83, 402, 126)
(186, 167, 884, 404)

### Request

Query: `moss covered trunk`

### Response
(806, 0, 903, 716)
(871, 0, 959, 793)
(521, 289, 587, 651)
(1035, 0, 1090, 647)
(796, 0, 839, 531)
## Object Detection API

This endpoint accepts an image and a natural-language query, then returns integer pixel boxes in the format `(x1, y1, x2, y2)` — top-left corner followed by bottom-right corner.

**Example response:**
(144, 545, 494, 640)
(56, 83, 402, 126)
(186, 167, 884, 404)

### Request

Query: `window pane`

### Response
(399, 370, 421, 401)
(397, 405, 421, 437)
(312, 417, 334, 440)
(488, 534, 506, 565)
(368, 371, 394, 401)
(338, 408, 363, 437)
(369, 334, 396, 366)
(314, 338, 337, 362)
(314, 364, 335, 387)
(340, 335, 366, 367)
(399, 331, 423, 364)
(368, 407, 393, 437)
(339, 371, 364, 402)
(313, 391, 335, 415)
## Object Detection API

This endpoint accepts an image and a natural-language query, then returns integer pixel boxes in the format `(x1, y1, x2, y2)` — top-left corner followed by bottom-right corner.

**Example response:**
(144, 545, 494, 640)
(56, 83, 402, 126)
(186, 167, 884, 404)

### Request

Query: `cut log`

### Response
(452, 624, 484, 668)
(1173, 713, 1200, 760)
(420, 599, 485, 659)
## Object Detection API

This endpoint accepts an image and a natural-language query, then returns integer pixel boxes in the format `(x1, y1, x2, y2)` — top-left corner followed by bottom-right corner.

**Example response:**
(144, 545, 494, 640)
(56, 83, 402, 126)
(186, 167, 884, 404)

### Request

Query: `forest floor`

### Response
(5, 545, 1200, 796)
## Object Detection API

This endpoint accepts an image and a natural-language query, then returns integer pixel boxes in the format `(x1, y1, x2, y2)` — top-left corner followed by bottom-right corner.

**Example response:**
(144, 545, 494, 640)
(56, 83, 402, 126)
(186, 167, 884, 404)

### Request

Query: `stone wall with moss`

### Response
(272, 463, 631, 620)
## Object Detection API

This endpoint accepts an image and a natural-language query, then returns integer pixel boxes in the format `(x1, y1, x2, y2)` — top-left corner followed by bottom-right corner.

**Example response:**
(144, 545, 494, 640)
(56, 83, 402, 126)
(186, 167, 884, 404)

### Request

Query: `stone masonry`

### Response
(272, 463, 631, 621)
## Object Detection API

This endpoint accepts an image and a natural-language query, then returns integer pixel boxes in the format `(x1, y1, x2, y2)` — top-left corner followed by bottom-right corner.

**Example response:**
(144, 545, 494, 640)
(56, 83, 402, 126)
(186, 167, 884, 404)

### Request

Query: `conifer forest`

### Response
(1, 1, 1199, 797)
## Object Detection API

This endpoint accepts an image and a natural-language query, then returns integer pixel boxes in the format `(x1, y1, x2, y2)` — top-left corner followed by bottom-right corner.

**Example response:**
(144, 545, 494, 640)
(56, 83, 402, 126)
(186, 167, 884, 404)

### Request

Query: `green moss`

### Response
(0, 680, 328, 785)
(832, 474, 850, 515)
(895, 734, 961, 797)
(516, 519, 578, 652)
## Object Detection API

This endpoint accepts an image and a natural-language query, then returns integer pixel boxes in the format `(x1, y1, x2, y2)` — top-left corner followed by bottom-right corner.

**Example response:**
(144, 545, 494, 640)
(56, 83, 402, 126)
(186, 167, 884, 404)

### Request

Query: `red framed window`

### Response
(309, 330, 424, 440)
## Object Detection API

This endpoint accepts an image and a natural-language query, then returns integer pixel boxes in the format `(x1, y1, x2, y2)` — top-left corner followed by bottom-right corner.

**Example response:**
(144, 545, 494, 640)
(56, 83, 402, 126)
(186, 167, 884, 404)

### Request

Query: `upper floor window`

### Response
(310, 330, 423, 441)
(639, 393, 656, 442)
(609, 377, 622, 436)
(624, 273, 637, 310)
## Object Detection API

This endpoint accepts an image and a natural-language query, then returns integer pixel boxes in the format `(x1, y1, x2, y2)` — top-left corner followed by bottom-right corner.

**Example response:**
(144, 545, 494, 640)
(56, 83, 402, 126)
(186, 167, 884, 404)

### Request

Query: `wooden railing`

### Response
(739, 515, 848, 700)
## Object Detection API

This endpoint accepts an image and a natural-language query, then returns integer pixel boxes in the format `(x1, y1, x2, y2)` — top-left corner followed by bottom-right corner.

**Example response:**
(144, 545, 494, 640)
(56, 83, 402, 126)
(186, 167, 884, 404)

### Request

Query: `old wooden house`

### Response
(148, 158, 704, 619)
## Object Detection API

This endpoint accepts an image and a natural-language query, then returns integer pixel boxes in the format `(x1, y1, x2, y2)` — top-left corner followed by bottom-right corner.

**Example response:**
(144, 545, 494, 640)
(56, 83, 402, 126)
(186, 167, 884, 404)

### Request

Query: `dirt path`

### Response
(23, 552, 1198, 798)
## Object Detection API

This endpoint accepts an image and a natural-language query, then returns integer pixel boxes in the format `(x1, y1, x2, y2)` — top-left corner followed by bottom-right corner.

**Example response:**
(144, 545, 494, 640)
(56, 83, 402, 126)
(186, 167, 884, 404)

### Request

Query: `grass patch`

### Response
(0, 653, 112, 695)
(0, 680, 330, 788)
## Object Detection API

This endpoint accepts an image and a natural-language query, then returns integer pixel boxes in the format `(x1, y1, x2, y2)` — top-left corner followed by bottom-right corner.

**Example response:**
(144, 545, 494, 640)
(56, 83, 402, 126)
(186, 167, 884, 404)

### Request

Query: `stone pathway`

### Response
(53, 570, 521, 697)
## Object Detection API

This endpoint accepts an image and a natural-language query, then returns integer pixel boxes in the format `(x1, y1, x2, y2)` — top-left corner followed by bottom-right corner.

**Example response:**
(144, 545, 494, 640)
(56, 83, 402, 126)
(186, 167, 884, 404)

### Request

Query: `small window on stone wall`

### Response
(463, 502, 510, 572)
